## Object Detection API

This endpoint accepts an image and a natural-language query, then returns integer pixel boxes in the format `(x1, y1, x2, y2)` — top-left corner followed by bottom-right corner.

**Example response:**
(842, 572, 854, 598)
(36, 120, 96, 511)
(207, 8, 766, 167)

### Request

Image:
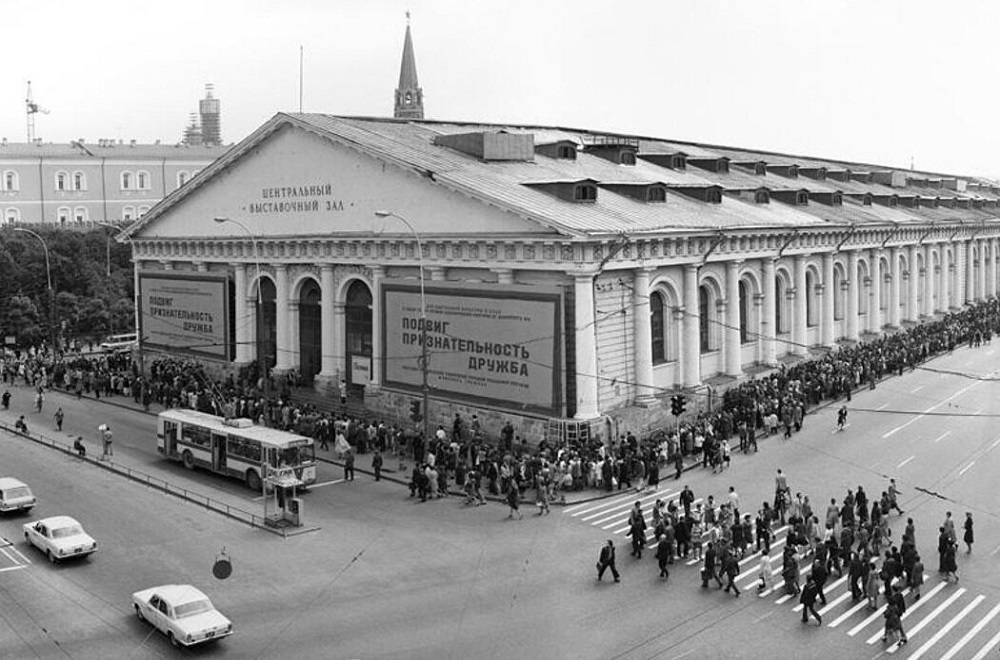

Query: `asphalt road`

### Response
(0, 341, 998, 659)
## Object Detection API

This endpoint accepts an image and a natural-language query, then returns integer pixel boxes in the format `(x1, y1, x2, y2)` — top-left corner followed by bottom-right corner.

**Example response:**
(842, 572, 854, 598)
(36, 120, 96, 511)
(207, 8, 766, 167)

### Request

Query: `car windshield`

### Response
(174, 598, 214, 618)
(5, 486, 31, 499)
(51, 525, 84, 539)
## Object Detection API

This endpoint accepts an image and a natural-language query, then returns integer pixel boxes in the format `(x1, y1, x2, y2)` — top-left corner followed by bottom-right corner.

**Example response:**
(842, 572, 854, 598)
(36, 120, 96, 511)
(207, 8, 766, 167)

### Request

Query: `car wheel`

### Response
(134, 604, 146, 623)
(46, 550, 56, 564)
(246, 469, 262, 492)
(168, 631, 181, 648)
(182, 450, 195, 469)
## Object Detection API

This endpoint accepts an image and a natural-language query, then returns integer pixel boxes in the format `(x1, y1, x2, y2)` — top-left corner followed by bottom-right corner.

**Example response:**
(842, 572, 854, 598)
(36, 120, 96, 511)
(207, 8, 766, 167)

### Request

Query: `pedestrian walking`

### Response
(34, 388, 43, 413)
(800, 577, 822, 625)
(343, 446, 355, 481)
(837, 405, 848, 431)
(757, 550, 771, 593)
(911, 554, 924, 600)
(656, 536, 671, 579)
(963, 512, 974, 553)
(1, 390, 9, 410)
(722, 551, 741, 597)
(53, 407, 64, 432)
(372, 449, 383, 481)
(887, 478, 904, 514)
(596, 540, 620, 583)
(507, 483, 522, 519)
(702, 542, 724, 588)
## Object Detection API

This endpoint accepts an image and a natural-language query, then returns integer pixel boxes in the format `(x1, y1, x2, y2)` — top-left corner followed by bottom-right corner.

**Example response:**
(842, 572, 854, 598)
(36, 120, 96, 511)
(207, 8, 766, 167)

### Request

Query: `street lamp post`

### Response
(214, 217, 266, 396)
(13, 227, 56, 360)
(374, 211, 428, 442)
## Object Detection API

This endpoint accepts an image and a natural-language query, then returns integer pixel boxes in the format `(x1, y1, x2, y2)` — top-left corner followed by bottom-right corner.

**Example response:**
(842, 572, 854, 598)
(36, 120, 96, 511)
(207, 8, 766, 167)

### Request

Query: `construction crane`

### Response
(25, 81, 49, 142)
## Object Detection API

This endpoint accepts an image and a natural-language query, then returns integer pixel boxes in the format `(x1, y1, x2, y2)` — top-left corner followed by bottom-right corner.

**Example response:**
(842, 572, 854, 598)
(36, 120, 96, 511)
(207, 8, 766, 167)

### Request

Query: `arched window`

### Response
(775, 276, 785, 334)
(647, 186, 666, 203)
(796, 191, 809, 205)
(138, 205, 150, 217)
(122, 205, 136, 222)
(3, 171, 18, 191)
(707, 189, 722, 204)
(620, 151, 636, 166)
(755, 190, 770, 204)
(121, 172, 132, 190)
(574, 184, 597, 201)
(699, 285, 711, 352)
(55, 171, 68, 191)
(4, 208, 19, 224)
(57, 206, 71, 224)
(738, 281, 749, 343)
(137, 170, 149, 190)
(833, 268, 845, 320)
(651, 291, 665, 364)
(74, 207, 87, 223)
(73, 171, 86, 191)
(671, 155, 686, 170)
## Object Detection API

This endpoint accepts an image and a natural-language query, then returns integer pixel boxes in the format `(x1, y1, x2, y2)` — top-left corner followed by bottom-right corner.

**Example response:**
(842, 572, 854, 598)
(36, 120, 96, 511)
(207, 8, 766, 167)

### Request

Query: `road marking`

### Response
(950, 602, 1000, 660)
(850, 583, 929, 637)
(884, 587, 966, 653)
(794, 575, 847, 612)
(309, 479, 345, 489)
(752, 611, 773, 623)
(911, 385, 924, 393)
(883, 380, 982, 438)
(959, 461, 976, 476)
(829, 598, 869, 628)
(898, 456, 915, 468)
(877, 403, 889, 411)
(0, 565, 27, 573)
(907, 594, 982, 660)
(934, 431, 952, 444)
(990, 543, 1000, 557)
(989, 437, 1000, 451)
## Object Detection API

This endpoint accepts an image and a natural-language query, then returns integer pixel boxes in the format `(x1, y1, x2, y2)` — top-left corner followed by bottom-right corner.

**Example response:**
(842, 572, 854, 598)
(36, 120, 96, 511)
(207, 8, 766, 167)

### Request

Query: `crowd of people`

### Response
(595, 467, 975, 645)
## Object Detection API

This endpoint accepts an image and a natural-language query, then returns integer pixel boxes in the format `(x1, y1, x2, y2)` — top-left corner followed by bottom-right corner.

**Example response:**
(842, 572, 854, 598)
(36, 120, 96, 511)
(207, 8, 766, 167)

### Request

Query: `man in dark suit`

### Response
(597, 540, 620, 582)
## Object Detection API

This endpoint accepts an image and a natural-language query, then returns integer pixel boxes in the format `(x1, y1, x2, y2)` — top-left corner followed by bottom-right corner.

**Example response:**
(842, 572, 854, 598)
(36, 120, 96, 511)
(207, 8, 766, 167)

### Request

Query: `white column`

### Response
(978, 239, 987, 302)
(939, 245, 950, 311)
(762, 258, 777, 366)
(682, 264, 701, 387)
(890, 247, 902, 327)
(318, 264, 336, 378)
(869, 249, 882, 333)
(672, 308, 686, 388)
(753, 295, 765, 363)
(821, 252, 835, 346)
(908, 245, 920, 321)
(633, 268, 655, 401)
(233, 263, 251, 363)
(960, 240, 970, 305)
(273, 264, 292, 370)
(793, 255, 808, 355)
(574, 273, 600, 419)
(847, 250, 859, 341)
(333, 302, 346, 378)
(369, 266, 384, 390)
(725, 260, 742, 376)
(924, 244, 934, 315)
(990, 239, 998, 299)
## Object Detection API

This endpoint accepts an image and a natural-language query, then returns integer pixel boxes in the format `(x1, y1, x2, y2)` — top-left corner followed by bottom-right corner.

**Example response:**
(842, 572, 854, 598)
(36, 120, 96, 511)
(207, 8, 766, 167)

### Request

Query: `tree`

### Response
(4, 295, 42, 347)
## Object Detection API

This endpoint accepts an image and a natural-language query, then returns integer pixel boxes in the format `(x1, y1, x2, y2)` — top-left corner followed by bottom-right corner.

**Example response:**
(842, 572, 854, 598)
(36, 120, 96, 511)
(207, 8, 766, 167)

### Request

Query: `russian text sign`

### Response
(139, 273, 230, 358)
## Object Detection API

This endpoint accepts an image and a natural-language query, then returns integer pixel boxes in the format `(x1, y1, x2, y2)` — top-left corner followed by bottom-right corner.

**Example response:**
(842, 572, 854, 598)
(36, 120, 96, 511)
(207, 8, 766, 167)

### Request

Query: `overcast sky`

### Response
(4, 0, 999, 177)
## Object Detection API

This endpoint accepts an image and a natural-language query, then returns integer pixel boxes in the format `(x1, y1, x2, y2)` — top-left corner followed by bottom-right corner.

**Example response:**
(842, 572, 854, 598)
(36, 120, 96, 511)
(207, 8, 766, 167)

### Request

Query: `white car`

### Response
(132, 584, 233, 648)
(22, 516, 97, 563)
(0, 477, 36, 514)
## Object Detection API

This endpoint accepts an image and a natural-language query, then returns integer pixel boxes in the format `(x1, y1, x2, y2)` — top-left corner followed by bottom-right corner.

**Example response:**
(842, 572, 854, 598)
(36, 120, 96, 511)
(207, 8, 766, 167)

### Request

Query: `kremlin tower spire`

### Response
(394, 12, 424, 119)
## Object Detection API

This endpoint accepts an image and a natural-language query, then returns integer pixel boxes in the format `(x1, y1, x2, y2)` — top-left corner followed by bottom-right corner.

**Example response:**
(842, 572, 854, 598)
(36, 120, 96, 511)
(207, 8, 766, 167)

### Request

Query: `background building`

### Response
(122, 111, 1000, 441)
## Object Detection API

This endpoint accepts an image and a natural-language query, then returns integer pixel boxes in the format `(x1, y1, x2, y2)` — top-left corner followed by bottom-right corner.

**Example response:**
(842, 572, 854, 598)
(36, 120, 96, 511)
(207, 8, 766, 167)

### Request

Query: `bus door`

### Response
(212, 433, 228, 472)
(163, 421, 178, 458)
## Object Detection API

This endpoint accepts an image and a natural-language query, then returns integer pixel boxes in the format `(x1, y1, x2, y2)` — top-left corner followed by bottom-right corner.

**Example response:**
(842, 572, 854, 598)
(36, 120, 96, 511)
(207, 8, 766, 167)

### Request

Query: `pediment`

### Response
(131, 120, 557, 241)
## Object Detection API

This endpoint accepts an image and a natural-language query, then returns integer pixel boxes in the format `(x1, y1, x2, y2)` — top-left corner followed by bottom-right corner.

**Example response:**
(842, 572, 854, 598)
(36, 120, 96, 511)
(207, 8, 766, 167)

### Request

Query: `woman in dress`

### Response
(963, 512, 974, 554)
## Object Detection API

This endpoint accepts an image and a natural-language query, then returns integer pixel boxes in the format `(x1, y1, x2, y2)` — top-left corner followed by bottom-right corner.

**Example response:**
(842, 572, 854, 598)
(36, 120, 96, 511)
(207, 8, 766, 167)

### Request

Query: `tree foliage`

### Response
(0, 226, 134, 348)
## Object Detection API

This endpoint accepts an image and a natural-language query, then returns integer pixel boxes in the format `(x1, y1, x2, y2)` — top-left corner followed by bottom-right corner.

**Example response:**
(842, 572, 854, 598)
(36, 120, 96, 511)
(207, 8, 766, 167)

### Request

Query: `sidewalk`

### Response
(41, 386, 712, 505)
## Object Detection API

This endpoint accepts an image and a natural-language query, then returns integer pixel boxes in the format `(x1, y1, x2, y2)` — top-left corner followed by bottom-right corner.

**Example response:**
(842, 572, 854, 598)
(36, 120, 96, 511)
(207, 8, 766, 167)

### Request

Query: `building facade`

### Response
(122, 113, 1000, 439)
(0, 139, 228, 226)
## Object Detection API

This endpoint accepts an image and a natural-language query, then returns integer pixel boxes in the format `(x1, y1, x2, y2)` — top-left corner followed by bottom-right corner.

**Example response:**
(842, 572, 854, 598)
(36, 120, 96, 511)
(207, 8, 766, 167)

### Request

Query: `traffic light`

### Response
(409, 400, 423, 423)
(670, 394, 687, 417)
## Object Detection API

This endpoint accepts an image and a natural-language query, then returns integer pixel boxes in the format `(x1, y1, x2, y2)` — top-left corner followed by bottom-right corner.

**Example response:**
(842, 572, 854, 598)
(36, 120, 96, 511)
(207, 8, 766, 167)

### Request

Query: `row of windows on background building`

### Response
(0, 204, 149, 225)
(0, 169, 196, 192)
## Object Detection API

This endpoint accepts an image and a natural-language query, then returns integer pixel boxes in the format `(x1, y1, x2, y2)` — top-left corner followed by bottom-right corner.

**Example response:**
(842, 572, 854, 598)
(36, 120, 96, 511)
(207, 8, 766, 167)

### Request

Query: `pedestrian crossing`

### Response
(566, 492, 1000, 658)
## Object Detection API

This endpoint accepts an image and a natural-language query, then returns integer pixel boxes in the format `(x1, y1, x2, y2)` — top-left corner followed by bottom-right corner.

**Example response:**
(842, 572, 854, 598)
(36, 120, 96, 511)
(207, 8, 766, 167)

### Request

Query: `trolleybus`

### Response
(156, 409, 317, 491)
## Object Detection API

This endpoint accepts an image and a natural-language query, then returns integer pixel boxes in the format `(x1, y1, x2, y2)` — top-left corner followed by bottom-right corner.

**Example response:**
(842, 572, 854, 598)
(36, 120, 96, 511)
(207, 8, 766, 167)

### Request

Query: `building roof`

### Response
(0, 140, 230, 160)
(127, 113, 1000, 241)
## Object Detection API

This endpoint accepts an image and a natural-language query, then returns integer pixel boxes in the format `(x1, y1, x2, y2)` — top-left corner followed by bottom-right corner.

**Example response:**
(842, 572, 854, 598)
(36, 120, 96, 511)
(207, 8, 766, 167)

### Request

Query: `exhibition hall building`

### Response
(121, 110, 1000, 440)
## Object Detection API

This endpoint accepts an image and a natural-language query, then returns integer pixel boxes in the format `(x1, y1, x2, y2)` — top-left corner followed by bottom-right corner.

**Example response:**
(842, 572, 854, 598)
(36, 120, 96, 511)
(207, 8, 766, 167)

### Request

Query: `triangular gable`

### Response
(126, 113, 568, 241)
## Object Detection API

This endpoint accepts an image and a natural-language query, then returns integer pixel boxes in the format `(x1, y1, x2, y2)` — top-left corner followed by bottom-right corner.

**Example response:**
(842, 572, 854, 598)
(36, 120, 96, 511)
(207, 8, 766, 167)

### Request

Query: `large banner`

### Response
(139, 273, 230, 358)
(382, 282, 562, 416)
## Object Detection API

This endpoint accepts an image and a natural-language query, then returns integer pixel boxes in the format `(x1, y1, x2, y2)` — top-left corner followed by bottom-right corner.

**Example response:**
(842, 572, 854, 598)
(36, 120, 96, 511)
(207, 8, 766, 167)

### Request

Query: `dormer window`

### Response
(755, 163, 766, 175)
(755, 190, 770, 204)
(708, 189, 722, 204)
(888, 197, 898, 207)
(647, 186, 667, 203)
(574, 184, 598, 202)
(558, 145, 576, 160)
(796, 191, 808, 205)
(832, 193, 842, 205)
(672, 155, 686, 170)
(620, 151, 636, 166)
(863, 195, 873, 206)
